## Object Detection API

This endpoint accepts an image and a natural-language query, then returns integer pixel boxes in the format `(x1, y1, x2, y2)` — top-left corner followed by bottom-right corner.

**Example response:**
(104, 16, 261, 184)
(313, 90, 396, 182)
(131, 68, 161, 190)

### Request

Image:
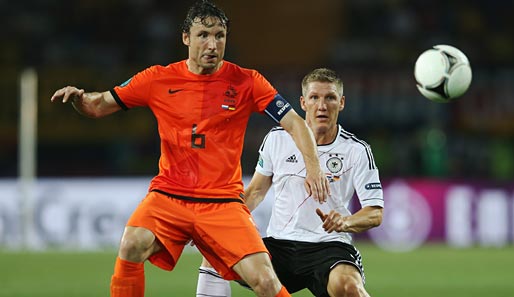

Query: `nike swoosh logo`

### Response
(168, 89, 184, 94)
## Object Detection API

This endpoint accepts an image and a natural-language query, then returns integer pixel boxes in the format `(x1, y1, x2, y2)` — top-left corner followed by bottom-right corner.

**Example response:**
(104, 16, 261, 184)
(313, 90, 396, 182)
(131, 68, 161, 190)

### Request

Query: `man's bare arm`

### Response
(51, 86, 121, 118)
(316, 206, 383, 233)
(244, 171, 272, 211)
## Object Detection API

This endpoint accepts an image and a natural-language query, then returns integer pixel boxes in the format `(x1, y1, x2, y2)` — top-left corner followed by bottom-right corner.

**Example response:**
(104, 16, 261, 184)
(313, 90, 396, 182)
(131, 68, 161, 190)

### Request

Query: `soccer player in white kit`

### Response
(196, 68, 384, 297)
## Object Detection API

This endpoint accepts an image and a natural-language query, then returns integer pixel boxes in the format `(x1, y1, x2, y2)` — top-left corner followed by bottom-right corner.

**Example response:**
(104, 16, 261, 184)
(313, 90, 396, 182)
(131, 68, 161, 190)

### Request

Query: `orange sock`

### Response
(274, 286, 291, 297)
(110, 257, 145, 297)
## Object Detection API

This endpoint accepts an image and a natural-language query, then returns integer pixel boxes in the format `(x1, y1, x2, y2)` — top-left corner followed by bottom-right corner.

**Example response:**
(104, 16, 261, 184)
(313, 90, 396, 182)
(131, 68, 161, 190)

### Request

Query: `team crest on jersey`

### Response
(224, 85, 237, 98)
(325, 154, 344, 183)
(221, 85, 238, 111)
(326, 154, 343, 173)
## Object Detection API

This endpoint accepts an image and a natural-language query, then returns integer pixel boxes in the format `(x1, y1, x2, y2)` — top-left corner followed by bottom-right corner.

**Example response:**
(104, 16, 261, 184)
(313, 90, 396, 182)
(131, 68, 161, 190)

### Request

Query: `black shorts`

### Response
(263, 237, 365, 297)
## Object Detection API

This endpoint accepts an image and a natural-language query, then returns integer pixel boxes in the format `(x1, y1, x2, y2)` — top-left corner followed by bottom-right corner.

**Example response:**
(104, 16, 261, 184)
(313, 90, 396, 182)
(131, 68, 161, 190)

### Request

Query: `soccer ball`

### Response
(414, 45, 472, 103)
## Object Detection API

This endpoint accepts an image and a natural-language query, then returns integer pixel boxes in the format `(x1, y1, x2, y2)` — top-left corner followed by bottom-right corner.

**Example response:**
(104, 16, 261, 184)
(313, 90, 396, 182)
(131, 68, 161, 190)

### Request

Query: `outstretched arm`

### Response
(316, 206, 383, 234)
(279, 109, 330, 203)
(50, 86, 121, 118)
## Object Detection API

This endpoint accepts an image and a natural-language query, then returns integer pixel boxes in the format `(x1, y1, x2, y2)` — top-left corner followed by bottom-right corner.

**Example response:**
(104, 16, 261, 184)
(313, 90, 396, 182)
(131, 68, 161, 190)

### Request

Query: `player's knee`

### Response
(118, 235, 147, 261)
(245, 267, 280, 295)
(118, 228, 155, 262)
(328, 274, 365, 297)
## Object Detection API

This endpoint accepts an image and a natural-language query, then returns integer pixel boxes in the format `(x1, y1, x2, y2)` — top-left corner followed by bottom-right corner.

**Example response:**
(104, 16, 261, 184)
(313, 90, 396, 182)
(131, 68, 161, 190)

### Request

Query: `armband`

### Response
(264, 94, 293, 123)
(110, 89, 128, 110)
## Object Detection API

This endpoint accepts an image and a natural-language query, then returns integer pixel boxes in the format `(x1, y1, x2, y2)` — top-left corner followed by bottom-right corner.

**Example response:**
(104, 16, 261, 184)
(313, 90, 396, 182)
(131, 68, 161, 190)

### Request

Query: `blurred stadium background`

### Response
(1, 0, 513, 296)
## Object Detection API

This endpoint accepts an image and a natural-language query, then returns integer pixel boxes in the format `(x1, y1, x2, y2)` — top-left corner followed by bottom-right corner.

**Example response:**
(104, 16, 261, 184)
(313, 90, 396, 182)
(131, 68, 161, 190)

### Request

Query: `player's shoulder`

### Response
(268, 126, 288, 137)
(337, 127, 372, 151)
(223, 60, 263, 78)
(263, 126, 289, 142)
(337, 126, 377, 168)
(259, 126, 289, 150)
(161, 60, 187, 73)
(138, 63, 178, 77)
(141, 60, 187, 74)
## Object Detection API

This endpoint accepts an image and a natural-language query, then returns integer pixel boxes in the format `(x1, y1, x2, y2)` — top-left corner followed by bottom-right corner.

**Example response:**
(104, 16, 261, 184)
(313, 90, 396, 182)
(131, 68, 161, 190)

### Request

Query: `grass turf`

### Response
(1, 243, 513, 296)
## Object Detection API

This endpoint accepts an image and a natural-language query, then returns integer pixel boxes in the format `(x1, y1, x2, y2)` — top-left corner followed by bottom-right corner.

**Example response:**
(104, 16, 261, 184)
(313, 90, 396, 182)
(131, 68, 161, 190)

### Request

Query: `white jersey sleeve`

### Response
(255, 128, 277, 177)
(351, 143, 384, 209)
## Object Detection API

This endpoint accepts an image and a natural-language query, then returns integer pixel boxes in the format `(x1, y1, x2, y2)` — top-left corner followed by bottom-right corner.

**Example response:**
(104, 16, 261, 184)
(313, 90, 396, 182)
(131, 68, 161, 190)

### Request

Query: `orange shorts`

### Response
(126, 191, 268, 280)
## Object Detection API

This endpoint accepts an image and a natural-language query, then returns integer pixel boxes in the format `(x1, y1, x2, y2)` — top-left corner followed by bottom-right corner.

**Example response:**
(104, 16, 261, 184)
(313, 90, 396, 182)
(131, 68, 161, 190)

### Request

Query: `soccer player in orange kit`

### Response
(50, 1, 329, 296)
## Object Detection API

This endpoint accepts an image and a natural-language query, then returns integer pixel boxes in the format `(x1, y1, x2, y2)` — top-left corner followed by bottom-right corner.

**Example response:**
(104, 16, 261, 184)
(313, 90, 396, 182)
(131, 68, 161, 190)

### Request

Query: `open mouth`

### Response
(203, 54, 217, 61)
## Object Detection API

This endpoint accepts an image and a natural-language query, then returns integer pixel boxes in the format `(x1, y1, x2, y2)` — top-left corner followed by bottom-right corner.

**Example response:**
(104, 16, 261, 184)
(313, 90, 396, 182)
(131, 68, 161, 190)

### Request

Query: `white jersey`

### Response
(256, 125, 384, 244)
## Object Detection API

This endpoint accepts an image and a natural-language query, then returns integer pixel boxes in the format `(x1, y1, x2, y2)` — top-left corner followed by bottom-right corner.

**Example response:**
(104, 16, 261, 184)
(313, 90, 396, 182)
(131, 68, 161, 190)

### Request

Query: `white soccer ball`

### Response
(414, 45, 472, 103)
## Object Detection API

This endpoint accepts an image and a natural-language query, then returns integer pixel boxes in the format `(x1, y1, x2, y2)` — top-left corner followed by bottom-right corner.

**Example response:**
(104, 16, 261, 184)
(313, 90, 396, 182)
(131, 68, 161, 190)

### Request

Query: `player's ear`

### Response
(300, 96, 307, 111)
(182, 32, 190, 46)
(339, 95, 345, 111)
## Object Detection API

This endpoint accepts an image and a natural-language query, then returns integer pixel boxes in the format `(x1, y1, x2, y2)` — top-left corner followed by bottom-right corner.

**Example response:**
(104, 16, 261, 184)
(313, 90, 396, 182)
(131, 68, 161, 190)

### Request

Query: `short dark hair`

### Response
(182, 0, 230, 34)
(301, 68, 344, 97)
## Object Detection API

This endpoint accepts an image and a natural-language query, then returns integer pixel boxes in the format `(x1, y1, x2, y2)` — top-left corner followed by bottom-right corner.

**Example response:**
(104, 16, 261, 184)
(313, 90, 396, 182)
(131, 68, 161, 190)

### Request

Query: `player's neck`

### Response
(186, 59, 223, 75)
(314, 125, 338, 145)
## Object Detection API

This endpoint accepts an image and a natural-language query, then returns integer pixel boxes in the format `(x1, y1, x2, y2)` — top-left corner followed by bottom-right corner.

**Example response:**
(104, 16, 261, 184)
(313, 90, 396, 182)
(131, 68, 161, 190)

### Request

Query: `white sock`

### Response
(196, 266, 232, 297)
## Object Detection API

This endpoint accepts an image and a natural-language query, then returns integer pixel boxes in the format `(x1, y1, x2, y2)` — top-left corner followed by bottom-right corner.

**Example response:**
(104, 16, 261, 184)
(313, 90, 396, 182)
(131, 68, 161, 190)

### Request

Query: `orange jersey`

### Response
(112, 60, 277, 200)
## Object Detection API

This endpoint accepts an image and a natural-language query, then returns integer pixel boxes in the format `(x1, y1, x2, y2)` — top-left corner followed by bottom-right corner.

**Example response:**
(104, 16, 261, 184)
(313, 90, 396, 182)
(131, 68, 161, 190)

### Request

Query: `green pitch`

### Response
(1, 243, 513, 297)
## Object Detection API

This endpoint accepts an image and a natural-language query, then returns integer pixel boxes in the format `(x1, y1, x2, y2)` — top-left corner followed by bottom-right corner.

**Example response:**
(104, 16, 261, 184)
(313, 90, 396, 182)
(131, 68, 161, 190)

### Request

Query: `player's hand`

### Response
(50, 86, 85, 103)
(316, 208, 345, 233)
(304, 168, 330, 203)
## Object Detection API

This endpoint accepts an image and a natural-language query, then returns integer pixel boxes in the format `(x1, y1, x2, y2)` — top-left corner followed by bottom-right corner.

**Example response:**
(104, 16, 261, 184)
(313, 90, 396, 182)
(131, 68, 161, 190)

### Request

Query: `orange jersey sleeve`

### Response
(111, 60, 277, 200)
(249, 69, 279, 113)
(113, 66, 158, 109)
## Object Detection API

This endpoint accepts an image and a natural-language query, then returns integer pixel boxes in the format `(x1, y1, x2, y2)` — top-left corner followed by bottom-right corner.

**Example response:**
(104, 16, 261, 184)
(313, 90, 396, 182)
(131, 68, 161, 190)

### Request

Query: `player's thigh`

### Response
(193, 202, 268, 279)
(327, 263, 365, 291)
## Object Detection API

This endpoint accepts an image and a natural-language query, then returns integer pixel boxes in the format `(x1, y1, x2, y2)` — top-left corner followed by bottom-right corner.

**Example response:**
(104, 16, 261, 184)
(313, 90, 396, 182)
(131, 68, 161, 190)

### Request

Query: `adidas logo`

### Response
(286, 154, 298, 163)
